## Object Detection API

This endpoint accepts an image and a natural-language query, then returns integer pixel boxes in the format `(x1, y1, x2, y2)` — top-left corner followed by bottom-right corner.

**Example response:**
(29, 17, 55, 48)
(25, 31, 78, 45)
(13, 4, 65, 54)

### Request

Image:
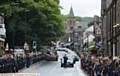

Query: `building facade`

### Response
(63, 6, 93, 51)
(82, 15, 102, 51)
(93, 15, 102, 43)
(65, 7, 83, 51)
(101, 0, 120, 56)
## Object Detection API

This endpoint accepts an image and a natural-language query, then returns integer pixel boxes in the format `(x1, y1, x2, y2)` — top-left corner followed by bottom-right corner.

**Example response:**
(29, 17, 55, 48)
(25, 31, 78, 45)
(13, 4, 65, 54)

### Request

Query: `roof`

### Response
(85, 25, 94, 32)
(78, 22, 89, 30)
(69, 6, 74, 17)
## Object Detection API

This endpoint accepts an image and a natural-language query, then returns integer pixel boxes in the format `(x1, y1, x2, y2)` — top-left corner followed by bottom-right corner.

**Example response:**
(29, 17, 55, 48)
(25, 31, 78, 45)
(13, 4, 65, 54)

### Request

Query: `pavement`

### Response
(19, 49, 87, 76)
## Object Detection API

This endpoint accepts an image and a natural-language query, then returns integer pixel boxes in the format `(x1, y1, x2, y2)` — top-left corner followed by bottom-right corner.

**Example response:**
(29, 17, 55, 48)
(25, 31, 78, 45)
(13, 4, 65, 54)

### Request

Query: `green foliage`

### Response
(62, 15, 93, 22)
(0, 0, 65, 48)
(81, 17, 93, 22)
(75, 16, 82, 21)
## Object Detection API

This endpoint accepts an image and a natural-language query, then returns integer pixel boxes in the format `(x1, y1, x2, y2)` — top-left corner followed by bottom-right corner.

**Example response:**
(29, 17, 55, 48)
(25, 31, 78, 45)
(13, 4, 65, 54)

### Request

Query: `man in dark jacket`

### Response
(73, 56, 79, 64)
(63, 54, 68, 66)
(26, 54, 30, 68)
(94, 61, 103, 76)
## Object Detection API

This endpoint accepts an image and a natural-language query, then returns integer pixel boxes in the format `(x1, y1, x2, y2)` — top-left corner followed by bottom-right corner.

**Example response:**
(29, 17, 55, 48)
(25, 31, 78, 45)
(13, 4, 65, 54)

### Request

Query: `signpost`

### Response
(32, 41, 37, 52)
(24, 42, 29, 54)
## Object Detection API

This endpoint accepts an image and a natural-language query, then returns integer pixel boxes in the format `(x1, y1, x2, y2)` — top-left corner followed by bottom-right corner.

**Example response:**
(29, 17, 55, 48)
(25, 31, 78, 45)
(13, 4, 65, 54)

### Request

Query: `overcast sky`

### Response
(59, 0, 101, 17)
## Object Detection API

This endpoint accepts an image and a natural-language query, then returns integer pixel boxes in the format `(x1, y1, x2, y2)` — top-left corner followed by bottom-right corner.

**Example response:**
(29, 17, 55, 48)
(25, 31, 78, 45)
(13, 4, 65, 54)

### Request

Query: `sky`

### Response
(59, 0, 101, 17)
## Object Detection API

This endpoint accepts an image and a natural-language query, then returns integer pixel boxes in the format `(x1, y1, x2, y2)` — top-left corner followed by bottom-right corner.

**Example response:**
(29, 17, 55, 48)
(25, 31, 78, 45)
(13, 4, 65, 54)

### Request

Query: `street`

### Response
(19, 51, 87, 76)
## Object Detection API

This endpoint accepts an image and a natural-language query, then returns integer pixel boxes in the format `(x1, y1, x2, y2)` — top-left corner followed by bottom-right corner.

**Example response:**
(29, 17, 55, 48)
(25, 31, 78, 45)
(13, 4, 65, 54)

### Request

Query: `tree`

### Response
(0, 0, 65, 49)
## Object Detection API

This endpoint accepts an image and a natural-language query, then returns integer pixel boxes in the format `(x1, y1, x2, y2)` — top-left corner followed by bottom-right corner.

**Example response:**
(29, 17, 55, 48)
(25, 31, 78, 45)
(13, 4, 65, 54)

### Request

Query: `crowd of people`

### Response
(0, 52, 45, 73)
(80, 51, 120, 76)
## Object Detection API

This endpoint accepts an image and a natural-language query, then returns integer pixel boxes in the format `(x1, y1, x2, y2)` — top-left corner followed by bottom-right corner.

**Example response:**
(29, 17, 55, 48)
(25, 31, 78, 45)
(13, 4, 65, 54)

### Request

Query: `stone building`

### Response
(82, 15, 102, 51)
(66, 7, 76, 33)
(101, 0, 120, 56)
(93, 15, 102, 43)
(64, 6, 83, 50)
(63, 6, 93, 51)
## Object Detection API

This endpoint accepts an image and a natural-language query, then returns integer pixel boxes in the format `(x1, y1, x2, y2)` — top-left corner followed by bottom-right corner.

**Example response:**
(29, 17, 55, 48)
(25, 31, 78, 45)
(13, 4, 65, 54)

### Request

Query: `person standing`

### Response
(73, 56, 79, 64)
(0, 57, 5, 73)
(94, 59, 103, 76)
(26, 54, 30, 68)
(63, 54, 68, 66)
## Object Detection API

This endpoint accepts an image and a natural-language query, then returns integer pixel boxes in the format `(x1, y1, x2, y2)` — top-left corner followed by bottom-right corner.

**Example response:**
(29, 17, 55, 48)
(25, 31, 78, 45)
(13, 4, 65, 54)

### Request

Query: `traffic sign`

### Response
(33, 41, 37, 49)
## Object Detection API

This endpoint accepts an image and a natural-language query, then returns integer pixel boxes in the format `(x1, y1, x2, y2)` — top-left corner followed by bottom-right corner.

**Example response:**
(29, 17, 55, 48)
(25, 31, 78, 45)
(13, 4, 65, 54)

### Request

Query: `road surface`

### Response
(19, 50, 87, 76)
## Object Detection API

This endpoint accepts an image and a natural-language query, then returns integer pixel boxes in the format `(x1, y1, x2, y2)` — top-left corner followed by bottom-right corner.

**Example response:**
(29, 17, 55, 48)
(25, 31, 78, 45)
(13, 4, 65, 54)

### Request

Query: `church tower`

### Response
(66, 6, 76, 33)
(64, 6, 76, 44)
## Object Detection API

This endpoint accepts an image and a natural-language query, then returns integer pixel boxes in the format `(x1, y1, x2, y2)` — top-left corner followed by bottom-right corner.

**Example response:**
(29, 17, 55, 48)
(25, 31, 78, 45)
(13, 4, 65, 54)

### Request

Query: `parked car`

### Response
(40, 48, 58, 61)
